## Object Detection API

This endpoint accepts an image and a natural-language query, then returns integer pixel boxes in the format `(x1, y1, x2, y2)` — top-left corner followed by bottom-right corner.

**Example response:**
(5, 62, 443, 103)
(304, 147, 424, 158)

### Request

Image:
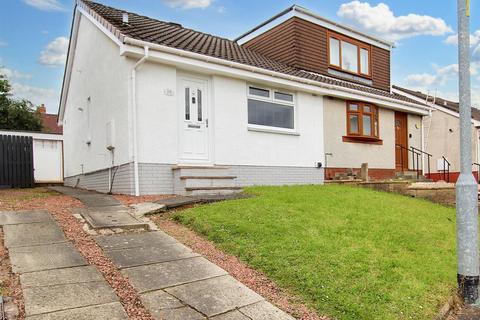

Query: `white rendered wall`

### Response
(135, 67, 325, 168)
(136, 62, 178, 164)
(63, 14, 131, 178)
(212, 75, 324, 167)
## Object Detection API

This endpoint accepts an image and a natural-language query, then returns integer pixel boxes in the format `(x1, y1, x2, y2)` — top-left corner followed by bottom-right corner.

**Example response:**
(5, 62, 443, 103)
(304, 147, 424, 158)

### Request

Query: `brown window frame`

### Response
(343, 101, 381, 144)
(327, 31, 372, 78)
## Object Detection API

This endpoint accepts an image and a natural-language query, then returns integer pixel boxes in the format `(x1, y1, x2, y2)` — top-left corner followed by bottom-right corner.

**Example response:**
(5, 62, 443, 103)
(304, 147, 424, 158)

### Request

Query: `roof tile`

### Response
(81, 0, 424, 107)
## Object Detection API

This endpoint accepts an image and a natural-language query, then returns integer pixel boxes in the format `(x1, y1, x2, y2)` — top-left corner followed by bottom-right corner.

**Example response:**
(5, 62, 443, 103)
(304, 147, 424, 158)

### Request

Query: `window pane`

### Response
(349, 104, 359, 111)
(329, 38, 340, 66)
(363, 115, 372, 136)
(197, 89, 202, 122)
(185, 87, 190, 120)
(349, 114, 359, 133)
(249, 87, 269, 98)
(363, 105, 371, 113)
(360, 48, 369, 74)
(274, 92, 294, 102)
(248, 99, 294, 129)
(341, 41, 358, 73)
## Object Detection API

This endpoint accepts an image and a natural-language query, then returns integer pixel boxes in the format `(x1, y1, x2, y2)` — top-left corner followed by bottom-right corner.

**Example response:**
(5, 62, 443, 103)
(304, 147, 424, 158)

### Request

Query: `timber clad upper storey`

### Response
(242, 17, 391, 92)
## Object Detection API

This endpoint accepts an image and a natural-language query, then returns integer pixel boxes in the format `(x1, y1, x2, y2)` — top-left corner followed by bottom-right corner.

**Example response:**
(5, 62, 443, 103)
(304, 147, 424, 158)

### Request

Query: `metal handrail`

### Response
(442, 156, 451, 182)
(395, 144, 422, 178)
(411, 147, 432, 179)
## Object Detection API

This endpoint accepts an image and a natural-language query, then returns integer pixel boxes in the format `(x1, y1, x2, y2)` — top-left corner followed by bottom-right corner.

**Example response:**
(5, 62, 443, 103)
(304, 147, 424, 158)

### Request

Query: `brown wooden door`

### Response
(395, 112, 408, 171)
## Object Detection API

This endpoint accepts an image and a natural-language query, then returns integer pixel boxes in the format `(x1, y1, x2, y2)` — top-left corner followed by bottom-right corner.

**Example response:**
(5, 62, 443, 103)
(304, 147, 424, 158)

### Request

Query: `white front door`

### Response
(179, 77, 209, 162)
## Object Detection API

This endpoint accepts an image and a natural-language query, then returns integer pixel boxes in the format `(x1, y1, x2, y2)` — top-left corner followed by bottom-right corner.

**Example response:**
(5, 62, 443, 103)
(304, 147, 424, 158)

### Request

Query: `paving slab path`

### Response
(50, 186, 149, 230)
(0, 209, 128, 319)
(53, 187, 295, 319)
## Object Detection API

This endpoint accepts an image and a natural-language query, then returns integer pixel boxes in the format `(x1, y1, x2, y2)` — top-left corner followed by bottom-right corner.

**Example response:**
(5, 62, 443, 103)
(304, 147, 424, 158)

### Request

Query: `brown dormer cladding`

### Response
(243, 17, 391, 92)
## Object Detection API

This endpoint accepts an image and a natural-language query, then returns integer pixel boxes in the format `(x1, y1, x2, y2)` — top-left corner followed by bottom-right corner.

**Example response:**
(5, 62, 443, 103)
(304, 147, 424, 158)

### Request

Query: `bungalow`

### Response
(393, 86, 480, 182)
(59, 1, 429, 195)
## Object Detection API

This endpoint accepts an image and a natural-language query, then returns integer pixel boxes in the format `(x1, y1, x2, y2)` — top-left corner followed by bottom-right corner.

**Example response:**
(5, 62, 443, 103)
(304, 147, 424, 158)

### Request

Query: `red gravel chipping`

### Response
(0, 188, 154, 320)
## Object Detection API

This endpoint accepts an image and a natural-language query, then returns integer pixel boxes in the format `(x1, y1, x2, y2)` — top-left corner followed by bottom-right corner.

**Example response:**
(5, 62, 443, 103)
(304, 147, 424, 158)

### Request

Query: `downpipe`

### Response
(131, 46, 149, 196)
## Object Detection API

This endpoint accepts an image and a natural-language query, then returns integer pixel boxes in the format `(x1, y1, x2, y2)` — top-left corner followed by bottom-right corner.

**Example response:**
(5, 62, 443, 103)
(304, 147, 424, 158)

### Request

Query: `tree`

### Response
(0, 72, 43, 131)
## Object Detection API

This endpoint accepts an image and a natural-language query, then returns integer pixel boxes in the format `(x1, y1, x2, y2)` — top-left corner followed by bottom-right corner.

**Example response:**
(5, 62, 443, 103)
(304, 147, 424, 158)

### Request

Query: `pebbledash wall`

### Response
(63, 15, 325, 195)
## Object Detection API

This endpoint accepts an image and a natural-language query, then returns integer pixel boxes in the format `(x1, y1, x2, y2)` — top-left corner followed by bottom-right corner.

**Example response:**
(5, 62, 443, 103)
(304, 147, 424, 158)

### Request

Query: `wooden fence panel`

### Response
(0, 135, 34, 188)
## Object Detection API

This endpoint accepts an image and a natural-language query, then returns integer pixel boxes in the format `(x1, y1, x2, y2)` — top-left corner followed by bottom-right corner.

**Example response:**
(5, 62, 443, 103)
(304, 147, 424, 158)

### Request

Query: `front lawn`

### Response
(174, 185, 457, 320)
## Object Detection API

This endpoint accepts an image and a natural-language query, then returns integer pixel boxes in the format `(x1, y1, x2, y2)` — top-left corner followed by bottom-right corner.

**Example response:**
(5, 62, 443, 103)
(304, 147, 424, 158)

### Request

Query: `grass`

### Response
(173, 185, 457, 320)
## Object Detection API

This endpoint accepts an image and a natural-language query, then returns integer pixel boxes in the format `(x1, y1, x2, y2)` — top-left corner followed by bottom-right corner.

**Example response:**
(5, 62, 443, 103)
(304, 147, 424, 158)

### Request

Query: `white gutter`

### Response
(131, 46, 149, 196)
(122, 37, 428, 114)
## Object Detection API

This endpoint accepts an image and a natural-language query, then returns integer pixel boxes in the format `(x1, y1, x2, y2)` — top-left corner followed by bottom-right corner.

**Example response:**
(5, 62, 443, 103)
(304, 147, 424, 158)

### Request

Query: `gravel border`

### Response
(0, 189, 154, 320)
(151, 214, 328, 320)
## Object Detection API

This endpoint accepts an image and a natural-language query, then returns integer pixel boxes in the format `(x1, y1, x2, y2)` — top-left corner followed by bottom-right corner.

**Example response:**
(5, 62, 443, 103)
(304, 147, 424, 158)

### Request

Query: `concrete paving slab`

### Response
(211, 310, 250, 320)
(25, 302, 128, 320)
(20, 266, 103, 288)
(71, 194, 122, 208)
(104, 243, 199, 269)
(239, 301, 295, 320)
(131, 202, 166, 217)
(81, 209, 149, 230)
(3, 222, 66, 248)
(165, 275, 264, 317)
(140, 290, 184, 310)
(154, 307, 206, 320)
(96, 231, 177, 250)
(24, 281, 119, 316)
(0, 210, 53, 225)
(154, 196, 200, 209)
(140, 290, 205, 320)
(123, 256, 227, 292)
(9, 243, 87, 274)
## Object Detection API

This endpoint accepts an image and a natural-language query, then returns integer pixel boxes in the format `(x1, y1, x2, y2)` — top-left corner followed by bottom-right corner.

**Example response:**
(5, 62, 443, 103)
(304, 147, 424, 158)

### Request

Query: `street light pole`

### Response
(456, 0, 480, 305)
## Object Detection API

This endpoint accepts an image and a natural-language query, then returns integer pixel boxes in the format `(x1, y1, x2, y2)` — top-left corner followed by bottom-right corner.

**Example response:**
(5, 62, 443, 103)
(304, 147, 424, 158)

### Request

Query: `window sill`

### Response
(247, 126, 300, 136)
(342, 135, 383, 145)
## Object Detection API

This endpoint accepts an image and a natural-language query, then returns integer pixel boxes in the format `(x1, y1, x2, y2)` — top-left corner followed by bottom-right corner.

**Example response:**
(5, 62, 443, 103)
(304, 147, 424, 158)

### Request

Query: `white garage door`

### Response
(33, 139, 63, 183)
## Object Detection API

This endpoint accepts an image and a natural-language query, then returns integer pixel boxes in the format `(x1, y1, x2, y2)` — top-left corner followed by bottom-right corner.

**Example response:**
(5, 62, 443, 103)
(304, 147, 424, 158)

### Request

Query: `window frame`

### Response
(327, 31, 372, 78)
(246, 85, 297, 134)
(344, 101, 381, 144)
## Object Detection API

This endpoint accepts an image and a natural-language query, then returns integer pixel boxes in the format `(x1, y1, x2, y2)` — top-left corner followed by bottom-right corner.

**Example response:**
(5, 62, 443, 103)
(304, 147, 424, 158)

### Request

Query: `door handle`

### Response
(206, 119, 209, 128)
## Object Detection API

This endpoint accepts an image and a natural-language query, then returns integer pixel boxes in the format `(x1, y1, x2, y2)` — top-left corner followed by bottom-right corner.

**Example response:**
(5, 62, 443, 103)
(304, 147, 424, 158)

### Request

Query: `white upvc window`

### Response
(247, 85, 296, 133)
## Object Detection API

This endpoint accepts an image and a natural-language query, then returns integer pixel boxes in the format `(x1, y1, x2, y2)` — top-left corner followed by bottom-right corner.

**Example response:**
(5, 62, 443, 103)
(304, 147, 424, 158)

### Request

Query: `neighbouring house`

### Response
(59, 1, 430, 196)
(0, 105, 64, 184)
(393, 86, 480, 182)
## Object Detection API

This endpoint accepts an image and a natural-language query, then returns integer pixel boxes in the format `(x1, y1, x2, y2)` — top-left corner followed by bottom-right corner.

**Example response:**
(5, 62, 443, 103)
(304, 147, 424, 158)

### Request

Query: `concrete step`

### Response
(172, 166, 230, 177)
(185, 187, 243, 196)
(181, 176, 236, 189)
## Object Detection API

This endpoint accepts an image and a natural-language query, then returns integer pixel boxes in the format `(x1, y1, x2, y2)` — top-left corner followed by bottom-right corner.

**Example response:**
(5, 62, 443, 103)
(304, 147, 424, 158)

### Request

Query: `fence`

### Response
(0, 135, 34, 188)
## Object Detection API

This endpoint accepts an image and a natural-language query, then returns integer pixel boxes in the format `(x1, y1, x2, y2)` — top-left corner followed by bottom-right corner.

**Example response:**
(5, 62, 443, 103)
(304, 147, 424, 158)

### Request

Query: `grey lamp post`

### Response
(456, 0, 480, 304)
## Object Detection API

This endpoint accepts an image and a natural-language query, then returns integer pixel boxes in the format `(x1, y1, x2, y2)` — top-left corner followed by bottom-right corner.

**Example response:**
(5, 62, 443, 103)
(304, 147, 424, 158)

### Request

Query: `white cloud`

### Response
(404, 62, 479, 88)
(11, 82, 59, 112)
(444, 30, 480, 46)
(0, 67, 33, 80)
(337, 1, 453, 41)
(38, 36, 69, 67)
(163, 0, 212, 9)
(23, 0, 65, 11)
(0, 41, 7, 47)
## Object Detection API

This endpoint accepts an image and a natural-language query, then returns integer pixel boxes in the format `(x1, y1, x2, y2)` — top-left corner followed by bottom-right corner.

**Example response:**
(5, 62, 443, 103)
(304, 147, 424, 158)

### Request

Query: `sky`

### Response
(0, 0, 479, 113)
